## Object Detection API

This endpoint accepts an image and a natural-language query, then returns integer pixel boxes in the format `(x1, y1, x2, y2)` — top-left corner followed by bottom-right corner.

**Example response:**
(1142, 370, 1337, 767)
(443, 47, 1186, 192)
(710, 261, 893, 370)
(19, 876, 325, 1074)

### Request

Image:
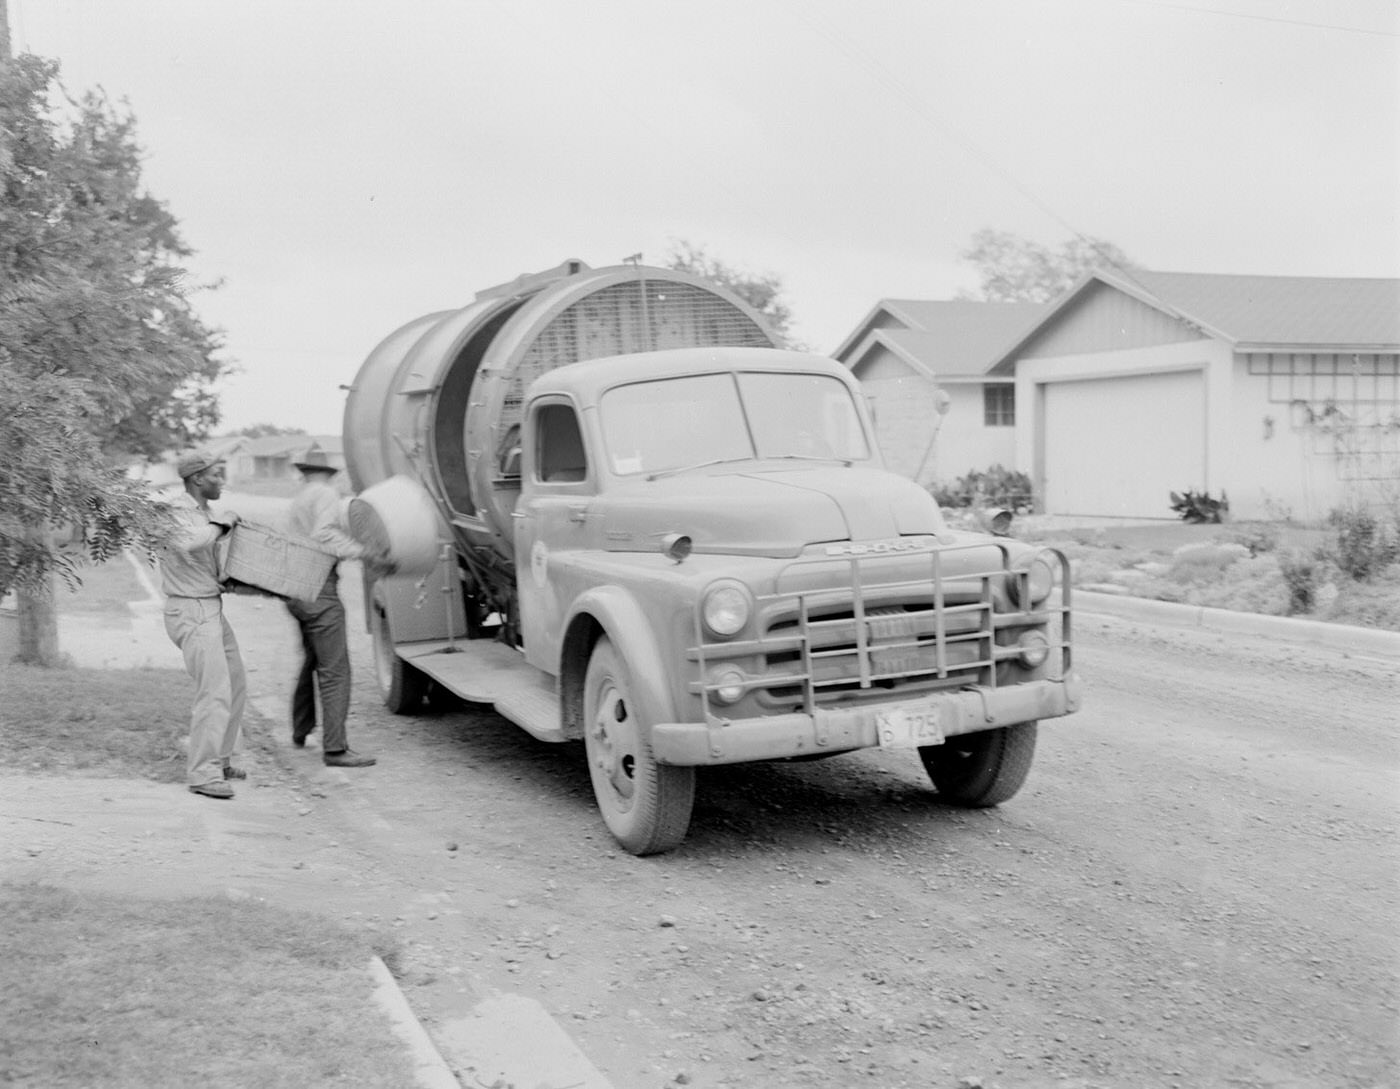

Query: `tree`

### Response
(957, 228, 1136, 303)
(1, 52, 227, 665)
(663, 240, 802, 348)
(236, 424, 306, 439)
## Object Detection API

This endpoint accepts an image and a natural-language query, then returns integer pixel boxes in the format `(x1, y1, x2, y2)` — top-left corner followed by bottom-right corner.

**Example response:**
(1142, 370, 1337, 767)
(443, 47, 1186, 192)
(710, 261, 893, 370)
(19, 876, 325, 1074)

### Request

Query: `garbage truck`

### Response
(342, 258, 1081, 855)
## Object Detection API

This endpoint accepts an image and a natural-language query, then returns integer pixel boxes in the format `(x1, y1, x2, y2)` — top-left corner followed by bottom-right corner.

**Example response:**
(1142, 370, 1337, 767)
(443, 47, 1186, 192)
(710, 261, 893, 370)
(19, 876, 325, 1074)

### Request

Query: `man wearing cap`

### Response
(161, 449, 247, 800)
(285, 448, 385, 767)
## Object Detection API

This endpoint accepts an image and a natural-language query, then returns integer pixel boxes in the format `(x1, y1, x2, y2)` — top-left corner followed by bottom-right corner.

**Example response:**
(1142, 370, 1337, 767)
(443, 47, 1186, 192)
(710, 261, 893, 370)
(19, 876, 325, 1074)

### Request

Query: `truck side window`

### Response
(536, 403, 587, 483)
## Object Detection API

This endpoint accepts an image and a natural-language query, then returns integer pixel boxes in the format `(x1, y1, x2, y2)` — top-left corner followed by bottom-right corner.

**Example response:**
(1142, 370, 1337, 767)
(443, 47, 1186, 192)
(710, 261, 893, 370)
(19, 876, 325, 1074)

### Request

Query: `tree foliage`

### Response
(663, 240, 801, 348)
(0, 53, 226, 601)
(236, 423, 306, 439)
(957, 228, 1136, 303)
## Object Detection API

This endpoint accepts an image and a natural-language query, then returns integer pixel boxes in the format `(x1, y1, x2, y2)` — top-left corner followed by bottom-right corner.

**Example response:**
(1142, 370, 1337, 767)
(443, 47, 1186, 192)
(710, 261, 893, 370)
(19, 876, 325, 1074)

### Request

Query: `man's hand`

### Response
(364, 549, 398, 580)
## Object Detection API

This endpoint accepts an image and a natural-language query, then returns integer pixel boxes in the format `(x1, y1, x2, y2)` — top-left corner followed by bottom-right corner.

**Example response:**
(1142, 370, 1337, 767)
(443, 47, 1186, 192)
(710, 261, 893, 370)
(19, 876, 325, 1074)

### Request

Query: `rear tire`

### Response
(583, 636, 695, 855)
(372, 601, 429, 714)
(919, 722, 1037, 807)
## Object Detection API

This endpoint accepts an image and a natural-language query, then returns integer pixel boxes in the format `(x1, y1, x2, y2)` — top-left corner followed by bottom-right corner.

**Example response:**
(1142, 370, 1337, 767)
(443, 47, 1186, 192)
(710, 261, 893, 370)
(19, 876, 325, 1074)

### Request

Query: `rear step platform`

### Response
(399, 639, 564, 743)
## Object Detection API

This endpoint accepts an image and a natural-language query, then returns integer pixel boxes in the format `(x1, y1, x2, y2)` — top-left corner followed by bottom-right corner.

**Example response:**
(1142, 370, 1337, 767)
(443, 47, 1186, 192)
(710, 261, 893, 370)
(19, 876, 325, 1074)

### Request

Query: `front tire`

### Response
(919, 722, 1037, 807)
(583, 636, 695, 855)
(372, 602, 430, 714)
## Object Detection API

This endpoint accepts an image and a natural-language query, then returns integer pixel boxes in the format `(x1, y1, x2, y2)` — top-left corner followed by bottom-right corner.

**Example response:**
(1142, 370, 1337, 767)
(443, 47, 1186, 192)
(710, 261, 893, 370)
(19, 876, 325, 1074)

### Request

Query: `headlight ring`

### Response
(701, 581, 752, 638)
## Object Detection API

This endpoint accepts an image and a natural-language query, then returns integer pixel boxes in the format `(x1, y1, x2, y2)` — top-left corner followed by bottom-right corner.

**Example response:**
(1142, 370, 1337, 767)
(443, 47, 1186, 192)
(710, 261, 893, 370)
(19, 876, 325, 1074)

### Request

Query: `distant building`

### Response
(225, 434, 345, 484)
(835, 272, 1400, 522)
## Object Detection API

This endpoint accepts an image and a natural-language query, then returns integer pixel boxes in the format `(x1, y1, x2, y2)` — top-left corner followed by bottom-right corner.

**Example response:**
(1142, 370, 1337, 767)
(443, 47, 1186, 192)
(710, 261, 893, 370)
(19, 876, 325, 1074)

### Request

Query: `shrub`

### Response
(1325, 504, 1400, 581)
(1169, 489, 1229, 524)
(932, 465, 1033, 511)
(1278, 550, 1318, 614)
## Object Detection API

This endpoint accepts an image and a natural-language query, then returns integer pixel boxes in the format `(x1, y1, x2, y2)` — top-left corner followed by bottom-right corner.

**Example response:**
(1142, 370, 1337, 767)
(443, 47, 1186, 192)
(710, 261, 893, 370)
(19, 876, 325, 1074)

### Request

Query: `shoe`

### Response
(323, 749, 377, 768)
(188, 781, 234, 799)
(292, 728, 314, 748)
(222, 765, 247, 780)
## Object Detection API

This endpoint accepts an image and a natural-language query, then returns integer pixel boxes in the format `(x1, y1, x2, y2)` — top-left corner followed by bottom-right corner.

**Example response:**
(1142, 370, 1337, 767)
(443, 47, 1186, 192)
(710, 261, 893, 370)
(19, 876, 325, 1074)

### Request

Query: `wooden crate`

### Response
(219, 522, 334, 604)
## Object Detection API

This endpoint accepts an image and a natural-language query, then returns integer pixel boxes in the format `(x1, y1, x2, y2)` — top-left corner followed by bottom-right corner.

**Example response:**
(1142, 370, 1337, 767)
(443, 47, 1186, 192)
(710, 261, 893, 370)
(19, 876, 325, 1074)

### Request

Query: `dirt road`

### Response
(177, 568, 1393, 1089)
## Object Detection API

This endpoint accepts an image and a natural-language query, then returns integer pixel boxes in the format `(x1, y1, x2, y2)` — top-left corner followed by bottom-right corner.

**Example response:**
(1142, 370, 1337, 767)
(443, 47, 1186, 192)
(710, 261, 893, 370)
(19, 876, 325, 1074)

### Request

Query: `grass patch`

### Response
(1020, 518, 1400, 630)
(0, 665, 193, 781)
(0, 883, 415, 1089)
(57, 554, 156, 616)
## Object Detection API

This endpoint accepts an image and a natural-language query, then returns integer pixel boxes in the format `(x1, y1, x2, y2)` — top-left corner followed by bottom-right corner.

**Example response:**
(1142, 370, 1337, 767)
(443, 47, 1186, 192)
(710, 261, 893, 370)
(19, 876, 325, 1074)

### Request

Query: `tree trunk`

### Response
(14, 527, 65, 667)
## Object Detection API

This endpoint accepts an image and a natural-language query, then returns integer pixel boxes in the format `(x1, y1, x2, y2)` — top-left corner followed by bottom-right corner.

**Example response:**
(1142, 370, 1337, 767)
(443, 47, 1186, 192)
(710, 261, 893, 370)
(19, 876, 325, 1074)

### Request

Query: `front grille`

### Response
(689, 543, 1071, 717)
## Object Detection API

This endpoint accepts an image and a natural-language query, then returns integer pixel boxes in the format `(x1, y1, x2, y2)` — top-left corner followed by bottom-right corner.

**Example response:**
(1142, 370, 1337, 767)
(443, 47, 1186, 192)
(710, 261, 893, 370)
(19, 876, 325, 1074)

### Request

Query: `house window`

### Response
(984, 385, 1015, 427)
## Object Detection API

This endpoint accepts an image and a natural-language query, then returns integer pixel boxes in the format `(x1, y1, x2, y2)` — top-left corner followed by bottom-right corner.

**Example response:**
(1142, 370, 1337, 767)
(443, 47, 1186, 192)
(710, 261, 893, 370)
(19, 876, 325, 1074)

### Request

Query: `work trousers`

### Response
(163, 596, 247, 787)
(286, 573, 352, 753)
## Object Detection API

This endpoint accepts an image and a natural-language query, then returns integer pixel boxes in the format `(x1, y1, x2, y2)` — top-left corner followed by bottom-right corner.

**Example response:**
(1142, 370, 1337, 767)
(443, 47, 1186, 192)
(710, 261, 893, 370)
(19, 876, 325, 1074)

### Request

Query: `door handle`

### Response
(568, 504, 589, 523)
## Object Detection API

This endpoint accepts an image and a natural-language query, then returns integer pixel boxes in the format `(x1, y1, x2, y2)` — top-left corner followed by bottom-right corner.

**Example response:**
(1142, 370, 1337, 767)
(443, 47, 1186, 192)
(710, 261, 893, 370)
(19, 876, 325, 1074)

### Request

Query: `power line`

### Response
(796, 11, 1197, 319)
(1110, 0, 1399, 39)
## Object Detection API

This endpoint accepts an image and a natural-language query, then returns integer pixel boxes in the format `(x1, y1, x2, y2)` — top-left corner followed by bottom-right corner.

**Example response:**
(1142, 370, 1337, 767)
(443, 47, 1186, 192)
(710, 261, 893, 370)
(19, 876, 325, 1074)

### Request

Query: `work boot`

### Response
(188, 781, 235, 799)
(323, 749, 376, 768)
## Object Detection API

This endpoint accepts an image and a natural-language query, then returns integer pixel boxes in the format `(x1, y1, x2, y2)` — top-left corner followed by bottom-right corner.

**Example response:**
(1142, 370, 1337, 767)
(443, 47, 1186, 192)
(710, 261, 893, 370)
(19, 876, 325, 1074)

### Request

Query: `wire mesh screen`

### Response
(499, 276, 775, 430)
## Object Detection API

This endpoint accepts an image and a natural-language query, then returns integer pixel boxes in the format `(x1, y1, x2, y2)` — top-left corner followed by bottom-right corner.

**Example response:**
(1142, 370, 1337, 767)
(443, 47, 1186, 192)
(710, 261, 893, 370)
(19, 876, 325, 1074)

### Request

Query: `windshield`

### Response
(600, 370, 871, 477)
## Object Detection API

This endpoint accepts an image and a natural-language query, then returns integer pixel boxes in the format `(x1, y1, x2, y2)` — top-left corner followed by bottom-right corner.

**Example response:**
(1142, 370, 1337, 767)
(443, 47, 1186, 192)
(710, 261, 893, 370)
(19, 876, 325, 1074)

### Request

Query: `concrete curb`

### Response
(368, 957, 461, 1089)
(1075, 589, 1400, 659)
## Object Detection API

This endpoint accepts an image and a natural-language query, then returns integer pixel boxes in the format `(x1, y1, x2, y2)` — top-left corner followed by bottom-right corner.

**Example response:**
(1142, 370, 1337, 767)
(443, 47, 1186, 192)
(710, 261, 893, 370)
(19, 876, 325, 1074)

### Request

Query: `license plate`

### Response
(877, 703, 944, 750)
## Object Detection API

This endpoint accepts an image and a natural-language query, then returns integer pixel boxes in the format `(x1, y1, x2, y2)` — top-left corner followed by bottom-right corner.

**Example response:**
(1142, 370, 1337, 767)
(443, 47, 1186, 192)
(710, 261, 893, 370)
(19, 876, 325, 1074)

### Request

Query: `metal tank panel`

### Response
(341, 312, 452, 493)
(462, 265, 778, 555)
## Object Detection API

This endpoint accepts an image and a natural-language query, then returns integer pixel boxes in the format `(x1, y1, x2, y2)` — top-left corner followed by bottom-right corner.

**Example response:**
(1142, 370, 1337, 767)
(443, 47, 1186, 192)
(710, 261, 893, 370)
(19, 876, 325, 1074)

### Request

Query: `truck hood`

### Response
(597, 466, 945, 558)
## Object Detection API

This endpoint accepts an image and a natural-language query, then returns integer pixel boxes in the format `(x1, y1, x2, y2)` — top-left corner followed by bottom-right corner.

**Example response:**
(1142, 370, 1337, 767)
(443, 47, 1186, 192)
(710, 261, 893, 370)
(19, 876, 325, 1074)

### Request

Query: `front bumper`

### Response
(651, 673, 1082, 766)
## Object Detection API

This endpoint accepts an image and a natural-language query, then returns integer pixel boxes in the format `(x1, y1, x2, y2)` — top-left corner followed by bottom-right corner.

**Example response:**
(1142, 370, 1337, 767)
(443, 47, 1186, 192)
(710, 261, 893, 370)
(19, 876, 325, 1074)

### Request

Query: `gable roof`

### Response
(835, 299, 1050, 378)
(990, 270, 1400, 368)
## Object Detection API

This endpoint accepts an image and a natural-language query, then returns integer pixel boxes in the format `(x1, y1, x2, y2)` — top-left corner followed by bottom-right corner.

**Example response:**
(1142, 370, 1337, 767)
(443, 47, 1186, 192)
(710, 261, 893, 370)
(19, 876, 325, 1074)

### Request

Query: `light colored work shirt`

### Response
(158, 491, 224, 598)
(287, 478, 366, 561)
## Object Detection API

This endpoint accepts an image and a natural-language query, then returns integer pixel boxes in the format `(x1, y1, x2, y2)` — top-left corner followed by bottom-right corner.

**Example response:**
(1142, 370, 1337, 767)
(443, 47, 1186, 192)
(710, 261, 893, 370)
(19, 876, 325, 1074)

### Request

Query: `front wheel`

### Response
(919, 722, 1037, 807)
(372, 602, 430, 714)
(583, 636, 695, 856)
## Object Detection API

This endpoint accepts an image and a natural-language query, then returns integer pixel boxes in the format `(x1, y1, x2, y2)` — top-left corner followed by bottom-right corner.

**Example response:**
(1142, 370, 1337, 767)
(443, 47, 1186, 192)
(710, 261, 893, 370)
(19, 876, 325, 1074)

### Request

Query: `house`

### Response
(832, 299, 1048, 484)
(835, 272, 1400, 522)
(225, 434, 345, 485)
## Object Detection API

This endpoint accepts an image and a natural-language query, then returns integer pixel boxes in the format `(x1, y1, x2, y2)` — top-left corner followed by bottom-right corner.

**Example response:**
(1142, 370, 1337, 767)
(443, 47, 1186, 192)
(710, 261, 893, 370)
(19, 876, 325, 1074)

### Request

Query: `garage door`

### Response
(1042, 369, 1205, 518)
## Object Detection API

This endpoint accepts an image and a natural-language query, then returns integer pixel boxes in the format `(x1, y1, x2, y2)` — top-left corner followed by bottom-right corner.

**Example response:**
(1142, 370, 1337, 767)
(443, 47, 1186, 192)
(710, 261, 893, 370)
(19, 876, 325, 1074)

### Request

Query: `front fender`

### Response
(559, 585, 677, 740)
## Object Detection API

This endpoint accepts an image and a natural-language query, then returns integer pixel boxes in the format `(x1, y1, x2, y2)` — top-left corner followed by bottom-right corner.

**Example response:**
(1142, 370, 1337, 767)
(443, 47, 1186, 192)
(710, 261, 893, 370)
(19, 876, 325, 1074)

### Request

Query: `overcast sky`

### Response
(11, 0, 1399, 437)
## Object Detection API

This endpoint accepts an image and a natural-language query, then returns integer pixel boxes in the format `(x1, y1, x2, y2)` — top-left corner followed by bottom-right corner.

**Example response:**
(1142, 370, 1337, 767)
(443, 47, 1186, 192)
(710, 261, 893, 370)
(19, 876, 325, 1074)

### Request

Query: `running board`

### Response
(398, 639, 565, 743)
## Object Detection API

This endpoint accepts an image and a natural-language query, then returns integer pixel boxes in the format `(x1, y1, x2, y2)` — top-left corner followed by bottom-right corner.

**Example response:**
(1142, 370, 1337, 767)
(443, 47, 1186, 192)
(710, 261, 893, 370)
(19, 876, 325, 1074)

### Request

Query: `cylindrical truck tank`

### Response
(342, 260, 778, 570)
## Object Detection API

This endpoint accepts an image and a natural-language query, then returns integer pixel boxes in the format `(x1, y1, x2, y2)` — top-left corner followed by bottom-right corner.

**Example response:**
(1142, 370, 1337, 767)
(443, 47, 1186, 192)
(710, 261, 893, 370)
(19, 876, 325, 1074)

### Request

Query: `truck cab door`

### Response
(515, 397, 593, 674)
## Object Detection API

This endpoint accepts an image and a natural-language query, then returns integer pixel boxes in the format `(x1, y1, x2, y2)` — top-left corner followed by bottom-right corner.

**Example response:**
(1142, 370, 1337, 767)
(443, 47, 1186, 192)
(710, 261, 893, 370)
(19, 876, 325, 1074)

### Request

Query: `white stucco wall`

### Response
(932, 384, 1018, 484)
(857, 375, 1015, 485)
(1222, 355, 1393, 522)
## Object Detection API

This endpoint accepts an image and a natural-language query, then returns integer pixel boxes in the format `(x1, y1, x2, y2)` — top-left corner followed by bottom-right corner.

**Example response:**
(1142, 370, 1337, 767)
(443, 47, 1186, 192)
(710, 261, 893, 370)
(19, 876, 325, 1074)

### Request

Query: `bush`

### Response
(1278, 550, 1318, 614)
(1169, 489, 1229, 524)
(1325, 504, 1400, 581)
(932, 465, 1033, 511)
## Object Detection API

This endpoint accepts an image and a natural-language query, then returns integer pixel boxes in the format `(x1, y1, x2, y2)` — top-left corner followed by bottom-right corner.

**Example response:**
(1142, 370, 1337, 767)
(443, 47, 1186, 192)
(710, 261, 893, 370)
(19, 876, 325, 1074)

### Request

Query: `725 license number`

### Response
(876, 704, 945, 750)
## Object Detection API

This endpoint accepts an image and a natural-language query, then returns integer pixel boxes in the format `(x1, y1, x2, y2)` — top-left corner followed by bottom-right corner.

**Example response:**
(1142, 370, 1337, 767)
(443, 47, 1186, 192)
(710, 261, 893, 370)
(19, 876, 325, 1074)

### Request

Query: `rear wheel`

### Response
(919, 722, 1037, 807)
(372, 602, 430, 714)
(583, 636, 695, 855)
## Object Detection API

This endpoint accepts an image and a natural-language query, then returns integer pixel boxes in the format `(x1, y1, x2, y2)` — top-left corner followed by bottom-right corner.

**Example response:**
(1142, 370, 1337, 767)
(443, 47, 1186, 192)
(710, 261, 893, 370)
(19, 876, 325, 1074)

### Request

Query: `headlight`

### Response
(1010, 551, 1056, 608)
(702, 581, 751, 638)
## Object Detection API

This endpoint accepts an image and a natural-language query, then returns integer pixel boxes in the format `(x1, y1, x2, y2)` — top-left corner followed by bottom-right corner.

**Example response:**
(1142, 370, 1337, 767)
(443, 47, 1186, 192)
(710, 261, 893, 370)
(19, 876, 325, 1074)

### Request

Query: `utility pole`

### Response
(1, 0, 11, 61)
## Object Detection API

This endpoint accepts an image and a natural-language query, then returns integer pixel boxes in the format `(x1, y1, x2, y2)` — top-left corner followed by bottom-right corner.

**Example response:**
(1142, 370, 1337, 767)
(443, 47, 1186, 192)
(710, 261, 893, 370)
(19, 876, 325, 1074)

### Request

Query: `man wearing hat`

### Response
(161, 448, 247, 800)
(285, 447, 385, 767)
